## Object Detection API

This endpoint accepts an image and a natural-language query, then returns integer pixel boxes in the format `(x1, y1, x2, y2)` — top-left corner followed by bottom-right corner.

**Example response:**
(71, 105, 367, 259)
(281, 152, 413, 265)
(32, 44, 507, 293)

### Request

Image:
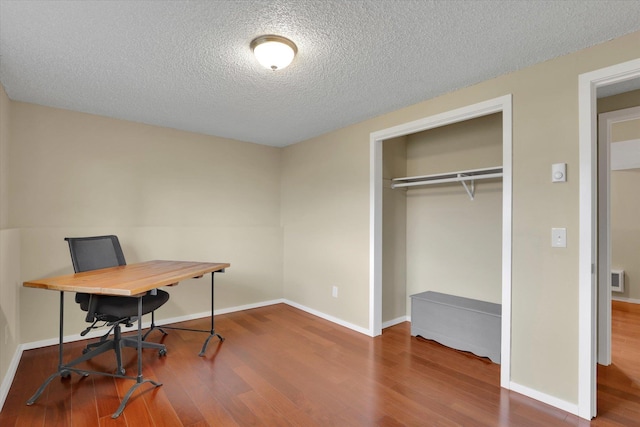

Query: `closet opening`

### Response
(369, 95, 513, 389)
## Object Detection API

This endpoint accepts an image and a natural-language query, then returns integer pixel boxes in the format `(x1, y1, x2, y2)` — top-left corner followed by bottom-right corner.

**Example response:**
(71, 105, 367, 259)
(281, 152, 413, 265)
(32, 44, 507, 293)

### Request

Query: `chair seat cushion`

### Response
(76, 290, 170, 321)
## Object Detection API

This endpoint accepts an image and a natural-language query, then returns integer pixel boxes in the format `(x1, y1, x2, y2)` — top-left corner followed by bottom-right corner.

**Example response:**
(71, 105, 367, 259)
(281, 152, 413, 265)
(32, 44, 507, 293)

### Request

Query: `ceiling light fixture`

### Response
(250, 35, 297, 71)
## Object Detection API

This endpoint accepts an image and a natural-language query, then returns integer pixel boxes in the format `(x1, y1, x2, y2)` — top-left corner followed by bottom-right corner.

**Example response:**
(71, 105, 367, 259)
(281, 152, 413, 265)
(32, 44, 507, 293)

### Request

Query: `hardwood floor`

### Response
(595, 301, 640, 426)
(1, 302, 639, 426)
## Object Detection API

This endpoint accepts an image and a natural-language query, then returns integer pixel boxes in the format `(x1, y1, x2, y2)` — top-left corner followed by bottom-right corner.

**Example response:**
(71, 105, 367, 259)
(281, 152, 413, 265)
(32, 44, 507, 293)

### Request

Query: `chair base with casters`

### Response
(75, 290, 170, 374)
(85, 321, 167, 376)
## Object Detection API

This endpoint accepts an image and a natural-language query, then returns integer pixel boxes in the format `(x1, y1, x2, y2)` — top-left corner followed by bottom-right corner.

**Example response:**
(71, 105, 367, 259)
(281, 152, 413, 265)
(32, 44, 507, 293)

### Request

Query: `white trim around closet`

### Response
(369, 94, 512, 390)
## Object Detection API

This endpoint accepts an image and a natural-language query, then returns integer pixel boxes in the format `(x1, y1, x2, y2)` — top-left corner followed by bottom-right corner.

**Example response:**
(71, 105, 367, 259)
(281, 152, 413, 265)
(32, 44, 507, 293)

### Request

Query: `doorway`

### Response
(597, 104, 640, 366)
(578, 58, 640, 419)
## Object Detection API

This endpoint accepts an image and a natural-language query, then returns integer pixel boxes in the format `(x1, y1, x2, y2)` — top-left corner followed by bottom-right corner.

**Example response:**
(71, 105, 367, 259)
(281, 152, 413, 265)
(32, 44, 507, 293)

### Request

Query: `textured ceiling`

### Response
(1, 1, 639, 147)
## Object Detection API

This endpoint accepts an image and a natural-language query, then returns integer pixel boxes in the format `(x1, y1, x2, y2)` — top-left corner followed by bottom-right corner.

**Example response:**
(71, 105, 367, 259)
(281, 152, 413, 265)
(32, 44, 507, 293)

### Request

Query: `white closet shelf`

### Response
(391, 166, 503, 200)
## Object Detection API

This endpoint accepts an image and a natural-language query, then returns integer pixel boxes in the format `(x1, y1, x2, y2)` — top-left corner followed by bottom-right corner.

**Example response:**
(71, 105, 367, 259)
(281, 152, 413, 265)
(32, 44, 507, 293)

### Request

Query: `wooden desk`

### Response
(23, 260, 230, 418)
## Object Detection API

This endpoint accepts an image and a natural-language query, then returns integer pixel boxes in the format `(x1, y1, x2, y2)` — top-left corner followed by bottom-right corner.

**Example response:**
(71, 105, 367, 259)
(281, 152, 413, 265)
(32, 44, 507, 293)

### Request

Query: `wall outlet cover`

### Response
(552, 228, 567, 248)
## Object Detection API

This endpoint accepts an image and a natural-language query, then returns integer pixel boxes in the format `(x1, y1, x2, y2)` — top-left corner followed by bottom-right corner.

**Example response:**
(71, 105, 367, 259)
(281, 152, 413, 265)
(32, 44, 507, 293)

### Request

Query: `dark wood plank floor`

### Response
(1, 302, 639, 426)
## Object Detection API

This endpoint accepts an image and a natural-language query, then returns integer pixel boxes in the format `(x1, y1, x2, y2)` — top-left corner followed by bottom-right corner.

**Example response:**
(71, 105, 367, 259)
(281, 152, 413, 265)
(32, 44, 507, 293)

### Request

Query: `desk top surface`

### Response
(23, 260, 230, 296)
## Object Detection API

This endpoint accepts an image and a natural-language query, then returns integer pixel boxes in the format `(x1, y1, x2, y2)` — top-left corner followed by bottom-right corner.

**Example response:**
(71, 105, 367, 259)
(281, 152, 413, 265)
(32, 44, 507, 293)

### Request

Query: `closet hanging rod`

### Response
(391, 172, 503, 189)
(391, 166, 503, 189)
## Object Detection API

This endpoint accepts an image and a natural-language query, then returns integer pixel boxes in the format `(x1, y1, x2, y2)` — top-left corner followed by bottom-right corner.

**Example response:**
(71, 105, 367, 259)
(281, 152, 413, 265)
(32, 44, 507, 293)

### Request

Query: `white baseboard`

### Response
(509, 381, 579, 418)
(214, 299, 285, 315)
(611, 296, 640, 304)
(0, 344, 24, 413)
(283, 299, 371, 336)
(382, 316, 408, 329)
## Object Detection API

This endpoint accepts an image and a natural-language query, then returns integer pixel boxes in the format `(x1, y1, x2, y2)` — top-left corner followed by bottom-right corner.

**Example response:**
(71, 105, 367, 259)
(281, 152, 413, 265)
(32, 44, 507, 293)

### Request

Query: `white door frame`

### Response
(578, 58, 640, 420)
(369, 94, 512, 389)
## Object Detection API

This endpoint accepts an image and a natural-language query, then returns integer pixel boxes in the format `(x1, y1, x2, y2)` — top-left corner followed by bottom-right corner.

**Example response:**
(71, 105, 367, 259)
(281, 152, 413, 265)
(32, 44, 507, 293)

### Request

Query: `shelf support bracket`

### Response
(458, 174, 475, 200)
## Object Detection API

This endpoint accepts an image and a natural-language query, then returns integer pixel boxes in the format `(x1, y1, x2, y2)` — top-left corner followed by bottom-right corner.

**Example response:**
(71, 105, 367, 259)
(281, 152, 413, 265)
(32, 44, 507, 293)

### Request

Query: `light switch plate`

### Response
(552, 228, 567, 248)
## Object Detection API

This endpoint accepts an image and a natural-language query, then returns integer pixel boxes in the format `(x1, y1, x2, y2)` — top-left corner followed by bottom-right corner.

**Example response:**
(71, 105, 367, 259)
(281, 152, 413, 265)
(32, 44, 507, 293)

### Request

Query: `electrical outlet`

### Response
(332, 286, 338, 298)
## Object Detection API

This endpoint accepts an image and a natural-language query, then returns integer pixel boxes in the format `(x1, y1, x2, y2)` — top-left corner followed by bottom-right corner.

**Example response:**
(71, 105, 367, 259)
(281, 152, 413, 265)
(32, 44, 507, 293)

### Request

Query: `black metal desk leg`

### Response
(59, 291, 64, 370)
(199, 271, 224, 356)
(27, 291, 69, 405)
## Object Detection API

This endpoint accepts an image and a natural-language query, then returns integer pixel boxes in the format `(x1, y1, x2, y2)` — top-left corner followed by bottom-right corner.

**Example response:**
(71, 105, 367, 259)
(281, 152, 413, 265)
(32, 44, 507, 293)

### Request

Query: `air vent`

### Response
(611, 269, 624, 293)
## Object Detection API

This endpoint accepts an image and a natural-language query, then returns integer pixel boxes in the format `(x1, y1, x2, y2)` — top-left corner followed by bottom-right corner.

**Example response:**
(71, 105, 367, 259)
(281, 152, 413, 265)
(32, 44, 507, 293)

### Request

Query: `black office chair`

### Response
(65, 235, 170, 375)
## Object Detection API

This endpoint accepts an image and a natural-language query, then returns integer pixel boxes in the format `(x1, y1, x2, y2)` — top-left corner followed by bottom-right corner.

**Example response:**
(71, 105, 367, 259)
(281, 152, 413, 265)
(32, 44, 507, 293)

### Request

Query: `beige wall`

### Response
(0, 83, 21, 399)
(611, 169, 640, 300)
(404, 113, 502, 307)
(598, 89, 640, 113)
(10, 102, 284, 343)
(611, 118, 640, 142)
(0, 85, 8, 229)
(281, 31, 640, 405)
(599, 89, 640, 301)
(281, 128, 370, 327)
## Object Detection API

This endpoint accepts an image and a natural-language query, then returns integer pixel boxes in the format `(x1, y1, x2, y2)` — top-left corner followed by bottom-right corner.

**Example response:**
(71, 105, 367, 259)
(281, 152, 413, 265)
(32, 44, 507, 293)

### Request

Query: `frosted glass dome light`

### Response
(250, 35, 297, 71)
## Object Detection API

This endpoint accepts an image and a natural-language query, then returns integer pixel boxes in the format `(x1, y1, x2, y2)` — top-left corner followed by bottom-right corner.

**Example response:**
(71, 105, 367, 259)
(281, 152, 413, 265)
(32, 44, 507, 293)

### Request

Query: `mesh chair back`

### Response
(65, 235, 126, 273)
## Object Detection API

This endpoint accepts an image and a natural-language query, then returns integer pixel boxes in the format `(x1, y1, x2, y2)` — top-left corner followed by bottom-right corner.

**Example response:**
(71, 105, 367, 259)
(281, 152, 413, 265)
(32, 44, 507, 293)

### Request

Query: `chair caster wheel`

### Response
(159, 348, 167, 357)
(116, 368, 125, 376)
(61, 370, 71, 378)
